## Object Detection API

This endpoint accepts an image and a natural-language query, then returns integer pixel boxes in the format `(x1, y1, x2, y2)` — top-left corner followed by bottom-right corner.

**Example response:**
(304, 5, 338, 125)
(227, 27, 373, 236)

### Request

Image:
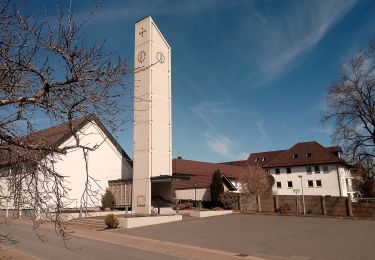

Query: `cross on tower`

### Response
(139, 27, 146, 38)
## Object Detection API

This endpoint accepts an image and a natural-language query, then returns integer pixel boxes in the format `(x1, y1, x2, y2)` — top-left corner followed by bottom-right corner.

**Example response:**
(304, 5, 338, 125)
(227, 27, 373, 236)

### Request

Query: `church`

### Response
(0, 16, 356, 217)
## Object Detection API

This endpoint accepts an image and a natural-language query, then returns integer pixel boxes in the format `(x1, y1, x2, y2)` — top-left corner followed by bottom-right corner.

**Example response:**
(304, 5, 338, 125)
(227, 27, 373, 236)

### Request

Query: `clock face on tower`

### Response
(156, 51, 165, 64)
(137, 50, 146, 64)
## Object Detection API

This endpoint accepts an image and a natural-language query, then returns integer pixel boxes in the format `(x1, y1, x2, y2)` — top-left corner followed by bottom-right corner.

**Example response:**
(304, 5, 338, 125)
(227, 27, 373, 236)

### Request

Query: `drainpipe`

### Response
(336, 165, 342, 196)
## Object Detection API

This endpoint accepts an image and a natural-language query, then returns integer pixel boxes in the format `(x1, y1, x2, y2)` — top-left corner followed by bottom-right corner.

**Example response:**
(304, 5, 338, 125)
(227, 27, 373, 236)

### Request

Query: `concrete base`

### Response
(189, 210, 233, 218)
(48, 210, 127, 221)
(158, 207, 175, 215)
(119, 215, 182, 228)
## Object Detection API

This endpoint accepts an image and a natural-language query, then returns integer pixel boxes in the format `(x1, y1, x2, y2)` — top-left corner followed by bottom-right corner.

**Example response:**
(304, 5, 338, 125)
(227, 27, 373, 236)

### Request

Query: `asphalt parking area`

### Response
(113, 213, 375, 260)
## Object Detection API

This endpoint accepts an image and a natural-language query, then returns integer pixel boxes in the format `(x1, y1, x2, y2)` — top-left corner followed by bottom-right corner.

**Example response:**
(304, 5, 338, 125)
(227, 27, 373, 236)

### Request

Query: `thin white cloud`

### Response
(240, 0, 358, 86)
(190, 101, 256, 128)
(188, 101, 258, 159)
(79, 0, 248, 23)
(310, 126, 333, 135)
(255, 119, 267, 142)
(205, 132, 234, 158)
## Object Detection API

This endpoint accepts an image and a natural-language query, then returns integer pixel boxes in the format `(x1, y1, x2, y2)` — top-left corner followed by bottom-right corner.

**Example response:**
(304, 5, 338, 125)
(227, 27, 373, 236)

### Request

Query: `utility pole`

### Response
(298, 175, 306, 215)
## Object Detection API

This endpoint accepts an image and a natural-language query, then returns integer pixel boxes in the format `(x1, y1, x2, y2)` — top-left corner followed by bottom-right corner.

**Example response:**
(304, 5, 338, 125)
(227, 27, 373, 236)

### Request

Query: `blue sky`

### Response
(22, 0, 375, 162)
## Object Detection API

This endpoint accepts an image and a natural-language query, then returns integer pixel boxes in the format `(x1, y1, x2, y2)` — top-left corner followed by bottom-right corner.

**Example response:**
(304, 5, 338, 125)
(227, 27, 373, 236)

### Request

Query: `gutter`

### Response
(336, 164, 343, 196)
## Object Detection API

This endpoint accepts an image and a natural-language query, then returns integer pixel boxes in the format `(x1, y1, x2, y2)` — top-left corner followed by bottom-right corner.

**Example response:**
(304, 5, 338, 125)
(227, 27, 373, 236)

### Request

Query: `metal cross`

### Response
(139, 27, 146, 38)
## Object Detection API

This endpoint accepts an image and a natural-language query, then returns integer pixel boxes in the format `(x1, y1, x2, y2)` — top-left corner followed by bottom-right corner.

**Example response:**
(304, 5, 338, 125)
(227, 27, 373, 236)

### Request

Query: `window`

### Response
(255, 158, 259, 162)
(293, 153, 299, 159)
(323, 165, 329, 173)
(306, 153, 312, 158)
(316, 180, 322, 187)
(307, 180, 314, 187)
(306, 166, 312, 174)
(276, 182, 282, 188)
(287, 181, 293, 188)
(275, 168, 280, 174)
(262, 157, 267, 162)
(286, 167, 291, 174)
(314, 165, 320, 173)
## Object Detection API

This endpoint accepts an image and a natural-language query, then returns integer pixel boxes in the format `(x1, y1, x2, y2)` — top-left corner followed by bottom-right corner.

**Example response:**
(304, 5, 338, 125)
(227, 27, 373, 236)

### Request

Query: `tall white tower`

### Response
(132, 16, 172, 214)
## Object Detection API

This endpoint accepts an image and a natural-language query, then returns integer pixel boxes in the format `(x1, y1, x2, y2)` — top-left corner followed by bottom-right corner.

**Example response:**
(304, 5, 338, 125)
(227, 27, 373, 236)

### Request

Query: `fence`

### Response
(240, 194, 375, 218)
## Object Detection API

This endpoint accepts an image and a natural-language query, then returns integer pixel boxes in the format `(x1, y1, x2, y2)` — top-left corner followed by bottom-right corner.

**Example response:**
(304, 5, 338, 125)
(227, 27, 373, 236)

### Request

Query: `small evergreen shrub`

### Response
(101, 189, 116, 210)
(104, 214, 119, 228)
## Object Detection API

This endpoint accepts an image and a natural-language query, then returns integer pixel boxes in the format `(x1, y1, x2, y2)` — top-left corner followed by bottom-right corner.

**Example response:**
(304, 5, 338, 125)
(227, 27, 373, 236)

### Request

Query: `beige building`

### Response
(224, 141, 355, 198)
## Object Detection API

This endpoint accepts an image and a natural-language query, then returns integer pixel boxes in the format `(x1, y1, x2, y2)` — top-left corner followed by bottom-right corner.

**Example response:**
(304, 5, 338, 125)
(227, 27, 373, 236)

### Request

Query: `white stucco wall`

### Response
(0, 120, 131, 211)
(270, 164, 351, 197)
(132, 16, 172, 215)
(52, 121, 131, 208)
(175, 188, 211, 201)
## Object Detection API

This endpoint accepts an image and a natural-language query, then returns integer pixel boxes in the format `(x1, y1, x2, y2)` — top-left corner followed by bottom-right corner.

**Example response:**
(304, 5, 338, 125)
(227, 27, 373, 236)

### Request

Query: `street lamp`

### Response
(298, 175, 306, 215)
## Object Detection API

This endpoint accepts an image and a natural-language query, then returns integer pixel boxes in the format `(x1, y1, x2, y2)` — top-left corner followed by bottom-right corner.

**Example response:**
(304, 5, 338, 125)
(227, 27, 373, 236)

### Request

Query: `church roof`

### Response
(0, 116, 132, 167)
(172, 158, 246, 190)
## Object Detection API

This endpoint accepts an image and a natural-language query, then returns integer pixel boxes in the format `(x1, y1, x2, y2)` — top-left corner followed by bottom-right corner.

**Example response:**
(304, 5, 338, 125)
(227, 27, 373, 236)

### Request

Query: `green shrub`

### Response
(219, 192, 239, 210)
(177, 202, 193, 210)
(104, 214, 119, 228)
(101, 189, 116, 210)
(277, 203, 291, 215)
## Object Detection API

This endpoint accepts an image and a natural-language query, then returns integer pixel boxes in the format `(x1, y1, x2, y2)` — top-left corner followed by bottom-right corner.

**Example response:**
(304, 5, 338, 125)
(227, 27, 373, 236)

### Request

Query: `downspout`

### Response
(336, 164, 342, 196)
(6, 168, 11, 218)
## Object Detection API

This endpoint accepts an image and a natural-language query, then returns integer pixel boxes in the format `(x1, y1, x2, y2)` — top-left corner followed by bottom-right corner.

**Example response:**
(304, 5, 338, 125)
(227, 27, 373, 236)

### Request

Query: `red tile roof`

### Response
(221, 142, 346, 169)
(0, 117, 131, 167)
(172, 159, 246, 190)
(263, 141, 344, 167)
(247, 150, 285, 166)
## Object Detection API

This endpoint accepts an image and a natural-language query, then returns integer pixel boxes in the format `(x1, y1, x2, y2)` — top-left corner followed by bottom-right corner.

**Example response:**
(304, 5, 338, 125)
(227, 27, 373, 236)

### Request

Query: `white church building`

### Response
(0, 117, 133, 214)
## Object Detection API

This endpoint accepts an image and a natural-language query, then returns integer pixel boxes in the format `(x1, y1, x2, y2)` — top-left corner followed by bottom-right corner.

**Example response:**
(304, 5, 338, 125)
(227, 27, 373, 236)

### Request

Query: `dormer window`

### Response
(255, 158, 259, 162)
(293, 154, 299, 159)
(306, 153, 312, 158)
(262, 157, 267, 162)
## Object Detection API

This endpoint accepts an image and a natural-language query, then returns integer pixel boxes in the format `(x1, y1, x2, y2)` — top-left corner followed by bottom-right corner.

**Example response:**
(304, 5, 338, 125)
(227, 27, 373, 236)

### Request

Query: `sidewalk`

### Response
(4, 218, 264, 260)
(1, 244, 39, 260)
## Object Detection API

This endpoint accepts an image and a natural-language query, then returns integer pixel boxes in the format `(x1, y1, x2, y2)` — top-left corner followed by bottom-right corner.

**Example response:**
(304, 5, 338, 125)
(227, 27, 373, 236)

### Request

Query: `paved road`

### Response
(114, 213, 375, 260)
(0, 221, 182, 260)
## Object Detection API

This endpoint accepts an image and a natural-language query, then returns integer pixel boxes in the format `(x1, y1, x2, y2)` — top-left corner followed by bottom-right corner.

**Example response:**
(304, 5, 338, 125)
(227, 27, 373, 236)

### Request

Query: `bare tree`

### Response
(239, 165, 275, 195)
(322, 40, 375, 178)
(0, 0, 131, 236)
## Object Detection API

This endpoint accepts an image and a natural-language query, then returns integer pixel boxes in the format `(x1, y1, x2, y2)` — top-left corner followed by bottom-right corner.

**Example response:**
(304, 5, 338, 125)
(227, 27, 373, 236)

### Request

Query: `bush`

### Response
(177, 202, 193, 210)
(101, 189, 116, 210)
(219, 192, 239, 210)
(277, 203, 291, 215)
(104, 214, 119, 228)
